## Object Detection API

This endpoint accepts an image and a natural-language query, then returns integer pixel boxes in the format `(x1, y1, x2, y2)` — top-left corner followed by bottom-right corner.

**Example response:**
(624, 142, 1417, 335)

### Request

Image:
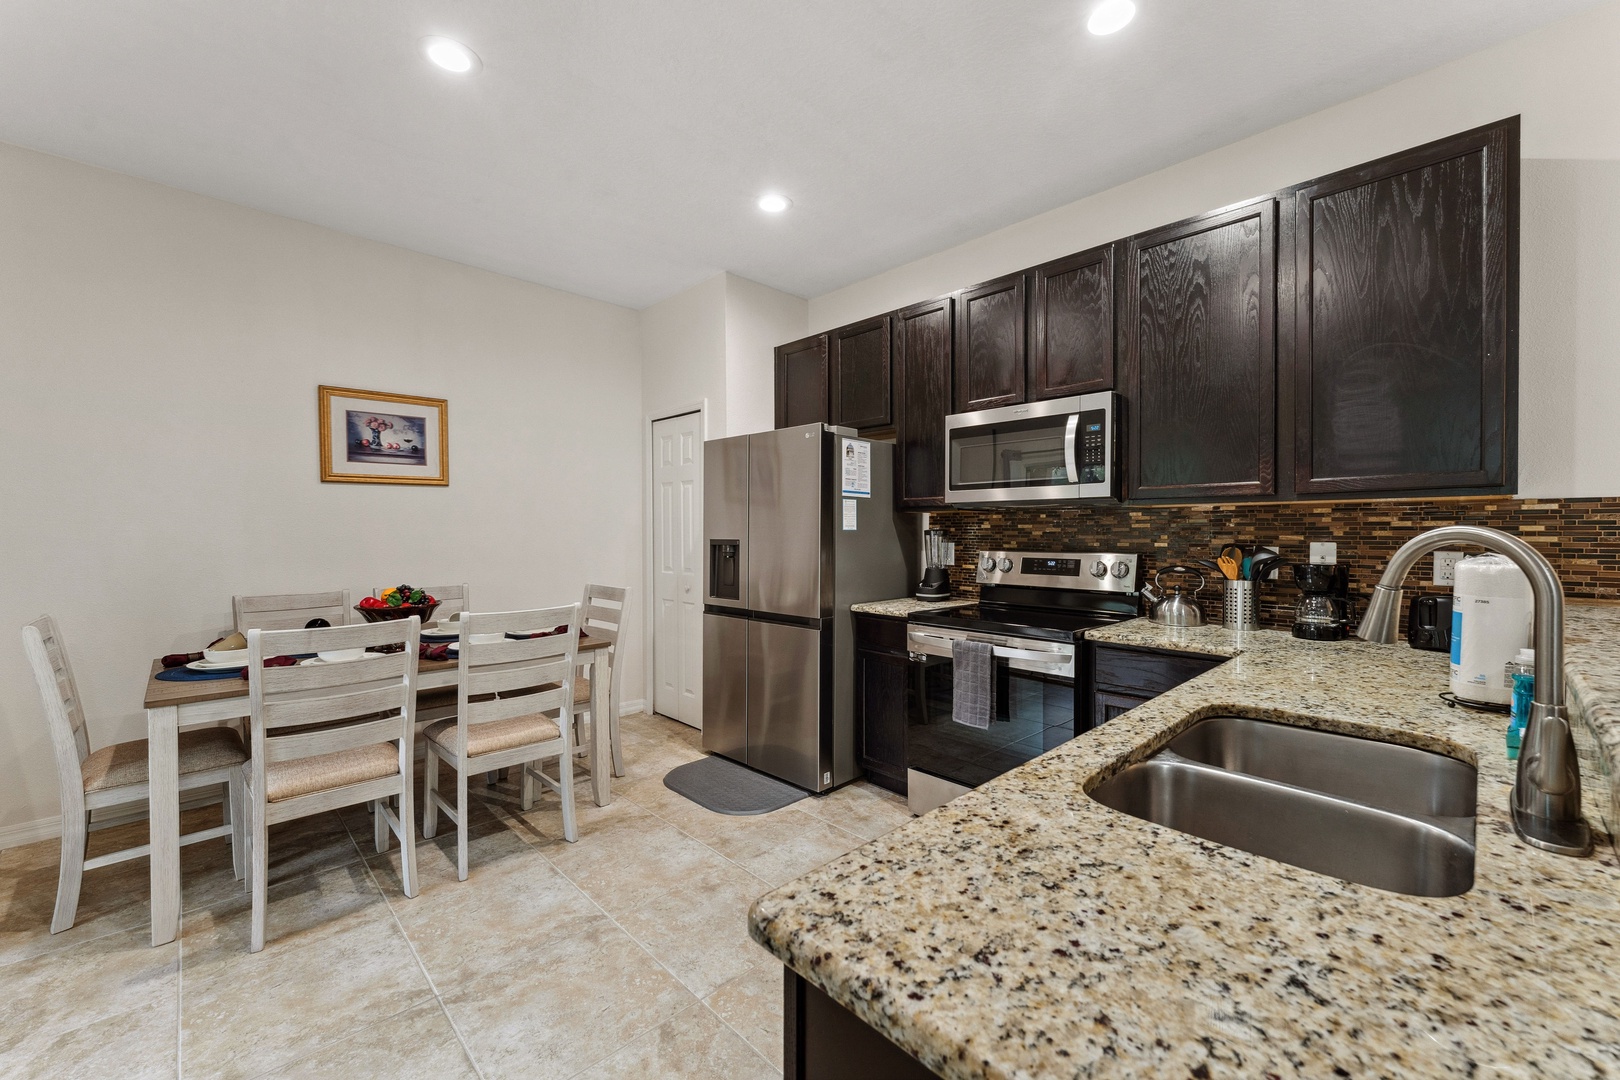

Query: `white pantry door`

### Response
(652, 412, 702, 727)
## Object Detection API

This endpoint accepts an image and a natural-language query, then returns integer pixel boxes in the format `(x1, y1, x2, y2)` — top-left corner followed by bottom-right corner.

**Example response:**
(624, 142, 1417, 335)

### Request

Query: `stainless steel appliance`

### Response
(944, 393, 1120, 505)
(702, 424, 912, 792)
(904, 550, 1141, 814)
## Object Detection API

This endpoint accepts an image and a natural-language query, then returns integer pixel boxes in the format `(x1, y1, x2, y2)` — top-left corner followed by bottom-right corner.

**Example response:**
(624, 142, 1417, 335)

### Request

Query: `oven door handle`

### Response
(907, 631, 1073, 664)
(1063, 413, 1079, 483)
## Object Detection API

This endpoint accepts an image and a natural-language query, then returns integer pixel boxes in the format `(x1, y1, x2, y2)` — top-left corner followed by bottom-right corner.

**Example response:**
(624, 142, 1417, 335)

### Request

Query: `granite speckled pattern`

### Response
(849, 598, 975, 618)
(751, 606, 1620, 1079)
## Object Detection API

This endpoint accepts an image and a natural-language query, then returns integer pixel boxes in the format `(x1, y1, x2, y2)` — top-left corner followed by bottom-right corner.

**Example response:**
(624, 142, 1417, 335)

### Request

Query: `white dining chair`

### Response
(570, 585, 627, 777)
(233, 591, 352, 632)
(242, 618, 420, 952)
(424, 605, 581, 880)
(22, 615, 246, 934)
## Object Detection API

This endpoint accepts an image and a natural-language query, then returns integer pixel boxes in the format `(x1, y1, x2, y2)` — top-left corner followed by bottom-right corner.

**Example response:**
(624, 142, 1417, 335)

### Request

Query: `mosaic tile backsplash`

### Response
(929, 496, 1620, 631)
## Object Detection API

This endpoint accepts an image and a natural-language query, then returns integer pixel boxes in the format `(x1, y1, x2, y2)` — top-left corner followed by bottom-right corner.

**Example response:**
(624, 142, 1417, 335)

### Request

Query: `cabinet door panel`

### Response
(856, 650, 910, 789)
(775, 334, 828, 429)
(829, 315, 893, 431)
(1292, 120, 1514, 493)
(1125, 199, 1277, 500)
(954, 273, 1026, 412)
(894, 295, 954, 508)
(1030, 244, 1116, 398)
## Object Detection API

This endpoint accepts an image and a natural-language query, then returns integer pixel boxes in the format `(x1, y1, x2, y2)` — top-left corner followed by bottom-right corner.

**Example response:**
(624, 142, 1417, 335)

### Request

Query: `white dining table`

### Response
(139, 637, 615, 947)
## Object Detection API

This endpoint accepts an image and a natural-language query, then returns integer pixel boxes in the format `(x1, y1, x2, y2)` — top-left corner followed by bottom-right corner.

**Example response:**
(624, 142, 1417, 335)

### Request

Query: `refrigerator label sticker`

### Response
(842, 498, 858, 531)
(841, 438, 872, 498)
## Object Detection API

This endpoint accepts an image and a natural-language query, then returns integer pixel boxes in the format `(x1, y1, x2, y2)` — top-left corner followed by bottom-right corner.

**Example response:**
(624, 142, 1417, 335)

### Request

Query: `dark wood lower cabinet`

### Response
(1085, 642, 1223, 728)
(785, 968, 937, 1080)
(854, 614, 910, 794)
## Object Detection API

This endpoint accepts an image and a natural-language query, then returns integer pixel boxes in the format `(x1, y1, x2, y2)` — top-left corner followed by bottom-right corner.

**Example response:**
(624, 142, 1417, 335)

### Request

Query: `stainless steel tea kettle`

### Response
(1140, 566, 1206, 627)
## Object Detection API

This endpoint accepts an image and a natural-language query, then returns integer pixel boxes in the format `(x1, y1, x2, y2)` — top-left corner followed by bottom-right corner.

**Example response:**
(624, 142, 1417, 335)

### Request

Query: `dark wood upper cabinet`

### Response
(953, 273, 1026, 412)
(1029, 243, 1117, 399)
(1288, 118, 1517, 495)
(893, 295, 954, 508)
(1124, 198, 1278, 501)
(828, 315, 893, 431)
(774, 333, 829, 429)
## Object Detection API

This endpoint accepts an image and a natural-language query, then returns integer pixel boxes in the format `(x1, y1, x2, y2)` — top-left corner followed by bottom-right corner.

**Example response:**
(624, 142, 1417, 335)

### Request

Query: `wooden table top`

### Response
(142, 635, 607, 710)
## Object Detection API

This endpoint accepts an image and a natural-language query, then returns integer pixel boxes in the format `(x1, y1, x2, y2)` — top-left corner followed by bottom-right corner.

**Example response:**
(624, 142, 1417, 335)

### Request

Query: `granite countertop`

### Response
(751, 605, 1620, 1078)
(850, 597, 976, 618)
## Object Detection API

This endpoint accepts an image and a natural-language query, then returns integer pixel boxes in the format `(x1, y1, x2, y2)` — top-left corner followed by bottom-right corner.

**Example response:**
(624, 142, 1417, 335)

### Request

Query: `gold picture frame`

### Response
(318, 385, 448, 485)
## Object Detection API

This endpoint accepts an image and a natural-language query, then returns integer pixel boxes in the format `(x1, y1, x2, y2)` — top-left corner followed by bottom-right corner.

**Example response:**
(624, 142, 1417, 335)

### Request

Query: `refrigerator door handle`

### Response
(1063, 413, 1080, 483)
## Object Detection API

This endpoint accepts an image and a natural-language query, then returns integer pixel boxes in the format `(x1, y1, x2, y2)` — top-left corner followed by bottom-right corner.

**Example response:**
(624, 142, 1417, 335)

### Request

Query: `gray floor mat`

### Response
(664, 755, 809, 815)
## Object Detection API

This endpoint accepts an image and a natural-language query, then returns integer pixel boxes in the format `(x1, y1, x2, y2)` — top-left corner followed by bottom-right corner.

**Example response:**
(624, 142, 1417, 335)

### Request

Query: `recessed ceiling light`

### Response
(1086, 0, 1136, 35)
(422, 36, 481, 74)
(757, 193, 792, 214)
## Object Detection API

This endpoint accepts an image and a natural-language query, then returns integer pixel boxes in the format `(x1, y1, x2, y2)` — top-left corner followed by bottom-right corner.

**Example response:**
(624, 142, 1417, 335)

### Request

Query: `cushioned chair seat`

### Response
(81, 727, 248, 793)
(524, 676, 590, 707)
(423, 713, 561, 758)
(263, 743, 400, 802)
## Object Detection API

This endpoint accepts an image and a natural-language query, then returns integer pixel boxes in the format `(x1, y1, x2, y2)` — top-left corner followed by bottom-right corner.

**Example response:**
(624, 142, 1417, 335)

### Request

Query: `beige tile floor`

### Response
(0, 713, 915, 1079)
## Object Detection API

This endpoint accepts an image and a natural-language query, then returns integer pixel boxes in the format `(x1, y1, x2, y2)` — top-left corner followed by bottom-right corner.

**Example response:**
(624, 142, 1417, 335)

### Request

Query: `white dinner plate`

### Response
(186, 658, 248, 671)
(298, 653, 368, 666)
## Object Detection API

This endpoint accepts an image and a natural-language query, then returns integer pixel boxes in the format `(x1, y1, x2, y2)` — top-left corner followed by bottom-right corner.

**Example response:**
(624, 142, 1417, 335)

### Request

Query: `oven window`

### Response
(907, 655, 1076, 788)
(949, 414, 1071, 490)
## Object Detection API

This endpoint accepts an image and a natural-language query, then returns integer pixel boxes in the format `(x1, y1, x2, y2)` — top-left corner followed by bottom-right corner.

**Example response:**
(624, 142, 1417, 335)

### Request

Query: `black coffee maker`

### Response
(1292, 563, 1351, 640)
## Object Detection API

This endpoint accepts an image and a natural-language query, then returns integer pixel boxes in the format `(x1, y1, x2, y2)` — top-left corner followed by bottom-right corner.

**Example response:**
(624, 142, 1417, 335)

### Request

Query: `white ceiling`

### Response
(0, 1, 1600, 308)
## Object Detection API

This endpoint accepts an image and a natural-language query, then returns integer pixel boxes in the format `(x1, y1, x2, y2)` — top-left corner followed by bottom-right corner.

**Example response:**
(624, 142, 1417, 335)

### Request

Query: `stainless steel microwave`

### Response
(944, 392, 1120, 505)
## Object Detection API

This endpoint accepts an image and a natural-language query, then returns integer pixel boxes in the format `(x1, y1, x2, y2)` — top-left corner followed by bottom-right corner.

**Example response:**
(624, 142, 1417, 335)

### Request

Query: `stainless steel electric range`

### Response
(904, 550, 1142, 815)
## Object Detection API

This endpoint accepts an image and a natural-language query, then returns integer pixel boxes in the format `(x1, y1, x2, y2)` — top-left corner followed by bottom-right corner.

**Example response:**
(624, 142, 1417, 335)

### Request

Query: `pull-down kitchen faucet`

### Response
(1356, 525, 1592, 857)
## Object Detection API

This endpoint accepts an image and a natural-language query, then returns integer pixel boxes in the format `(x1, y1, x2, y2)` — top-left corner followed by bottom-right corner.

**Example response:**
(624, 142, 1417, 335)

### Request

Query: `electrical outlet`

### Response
(1433, 550, 1463, 586)
(1309, 542, 1337, 565)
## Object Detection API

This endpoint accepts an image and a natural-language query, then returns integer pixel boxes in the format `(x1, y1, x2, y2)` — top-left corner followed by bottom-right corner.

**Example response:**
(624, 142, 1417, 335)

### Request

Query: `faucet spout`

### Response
(1355, 524, 1592, 857)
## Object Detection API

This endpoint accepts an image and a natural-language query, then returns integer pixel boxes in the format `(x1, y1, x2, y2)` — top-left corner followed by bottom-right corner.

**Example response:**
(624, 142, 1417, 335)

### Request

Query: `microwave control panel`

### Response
(1078, 409, 1107, 482)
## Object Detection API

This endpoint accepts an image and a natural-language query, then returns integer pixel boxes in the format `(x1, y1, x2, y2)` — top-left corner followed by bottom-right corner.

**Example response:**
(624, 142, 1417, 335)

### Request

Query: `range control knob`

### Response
(980, 553, 998, 572)
(1112, 560, 1132, 579)
(1090, 561, 1109, 578)
(997, 558, 1014, 573)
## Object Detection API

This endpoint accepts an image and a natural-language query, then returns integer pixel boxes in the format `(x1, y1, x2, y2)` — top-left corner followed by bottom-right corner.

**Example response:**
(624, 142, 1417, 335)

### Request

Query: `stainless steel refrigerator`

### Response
(702, 424, 913, 792)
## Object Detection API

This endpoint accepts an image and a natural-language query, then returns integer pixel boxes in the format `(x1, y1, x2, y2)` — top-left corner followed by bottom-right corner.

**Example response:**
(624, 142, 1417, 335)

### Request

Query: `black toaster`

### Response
(1407, 594, 1453, 652)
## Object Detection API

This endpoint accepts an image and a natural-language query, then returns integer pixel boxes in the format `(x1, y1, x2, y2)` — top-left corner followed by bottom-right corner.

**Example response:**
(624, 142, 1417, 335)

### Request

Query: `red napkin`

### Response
(161, 652, 203, 669)
(423, 644, 451, 662)
(237, 655, 300, 680)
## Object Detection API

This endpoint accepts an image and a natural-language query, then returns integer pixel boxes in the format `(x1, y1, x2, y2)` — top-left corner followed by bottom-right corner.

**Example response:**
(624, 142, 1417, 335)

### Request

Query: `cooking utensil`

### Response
(1214, 543, 1244, 580)
(1142, 566, 1206, 627)
(1247, 554, 1284, 582)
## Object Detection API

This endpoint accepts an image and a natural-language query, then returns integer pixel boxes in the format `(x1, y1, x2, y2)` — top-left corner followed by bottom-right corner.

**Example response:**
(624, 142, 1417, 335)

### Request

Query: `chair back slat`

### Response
(375, 584, 469, 619)
(234, 590, 351, 632)
(249, 620, 387, 659)
(441, 605, 579, 758)
(247, 619, 417, 773)
(263, 715, 406, 763)
(263, 683, 406, 730)
(22, 617, 93, 811)
(470, 687, 569, 725)
(466, 656, 571, 699)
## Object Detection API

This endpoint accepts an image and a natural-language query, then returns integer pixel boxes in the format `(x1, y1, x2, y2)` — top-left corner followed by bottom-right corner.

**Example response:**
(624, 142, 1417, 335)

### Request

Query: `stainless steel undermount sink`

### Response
(1090, 716, 1476, 897)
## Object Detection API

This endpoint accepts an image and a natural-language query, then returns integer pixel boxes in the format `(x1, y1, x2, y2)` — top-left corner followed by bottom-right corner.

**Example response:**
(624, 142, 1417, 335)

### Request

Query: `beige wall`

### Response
(724, 274, 808, 438)
(807, 1, 1620, 499)
(0, 143, 645, 840)
(640, 272, 728, 432)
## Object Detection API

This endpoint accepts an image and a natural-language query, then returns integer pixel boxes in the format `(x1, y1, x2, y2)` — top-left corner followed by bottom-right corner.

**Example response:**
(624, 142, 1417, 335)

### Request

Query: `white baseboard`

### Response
(0, 815, 62, 851)
(0, 789, 226, 852)
(618, 698, 648, 716)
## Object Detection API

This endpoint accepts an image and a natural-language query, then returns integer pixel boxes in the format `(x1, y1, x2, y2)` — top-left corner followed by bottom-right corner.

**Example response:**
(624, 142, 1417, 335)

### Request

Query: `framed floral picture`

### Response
(318, 386, 448, 485)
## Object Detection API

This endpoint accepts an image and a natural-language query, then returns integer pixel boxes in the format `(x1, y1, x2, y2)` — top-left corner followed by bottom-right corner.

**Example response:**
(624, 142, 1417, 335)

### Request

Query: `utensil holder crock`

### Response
(1223, 580, 1260, 632)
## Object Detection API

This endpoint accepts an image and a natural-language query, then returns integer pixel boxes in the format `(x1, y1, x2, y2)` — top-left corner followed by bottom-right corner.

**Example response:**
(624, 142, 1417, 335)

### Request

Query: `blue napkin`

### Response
(155, 666, 244, 682)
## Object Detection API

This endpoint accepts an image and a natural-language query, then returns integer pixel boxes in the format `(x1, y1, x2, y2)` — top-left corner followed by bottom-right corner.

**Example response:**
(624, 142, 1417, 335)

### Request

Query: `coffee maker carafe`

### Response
(1292, 563, 1351, 640)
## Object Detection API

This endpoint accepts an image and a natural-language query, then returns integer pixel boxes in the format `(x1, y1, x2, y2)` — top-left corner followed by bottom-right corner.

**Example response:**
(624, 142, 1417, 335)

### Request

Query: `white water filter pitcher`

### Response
(1450, 553, 1533, 706)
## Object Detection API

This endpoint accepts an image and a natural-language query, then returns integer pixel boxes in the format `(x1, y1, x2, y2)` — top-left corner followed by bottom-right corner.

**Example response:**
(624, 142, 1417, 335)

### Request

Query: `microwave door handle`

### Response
(1064, 414, 1080, 483)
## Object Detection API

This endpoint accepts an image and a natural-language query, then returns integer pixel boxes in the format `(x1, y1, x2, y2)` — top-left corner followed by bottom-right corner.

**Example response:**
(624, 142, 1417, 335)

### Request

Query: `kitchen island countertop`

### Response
(750, 605, 1620, 1078)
